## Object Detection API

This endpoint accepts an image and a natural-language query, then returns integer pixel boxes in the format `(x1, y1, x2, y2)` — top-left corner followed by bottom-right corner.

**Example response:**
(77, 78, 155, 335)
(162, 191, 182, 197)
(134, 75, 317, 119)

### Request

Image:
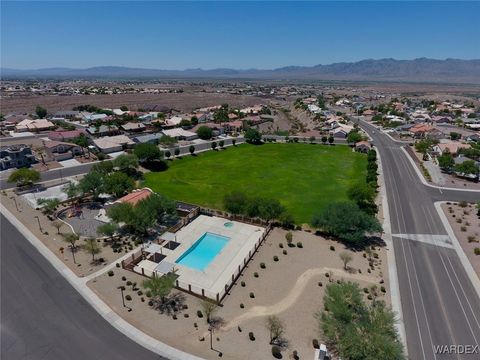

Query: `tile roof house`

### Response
(93, 135, 135, 153)
(87, 125, 119, 137)
(433, 142, 471, 156)
(48, 130, 85, 142)
(15, 119, 55, 132)
(132, 133, 163, 144)
(44, 141, 83, 161)
(162, 128, 198, 140)
(121, 122, 146, 132)
(355, 141, 372, 153)
(115, 188, 153, 206)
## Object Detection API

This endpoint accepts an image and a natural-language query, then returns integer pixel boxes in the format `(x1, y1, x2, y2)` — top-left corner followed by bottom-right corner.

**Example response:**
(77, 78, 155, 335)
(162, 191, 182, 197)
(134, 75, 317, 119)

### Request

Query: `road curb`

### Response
(0, 203, 205, 360)
(434, 201, 480, 300)
(375, 146, 408, 355)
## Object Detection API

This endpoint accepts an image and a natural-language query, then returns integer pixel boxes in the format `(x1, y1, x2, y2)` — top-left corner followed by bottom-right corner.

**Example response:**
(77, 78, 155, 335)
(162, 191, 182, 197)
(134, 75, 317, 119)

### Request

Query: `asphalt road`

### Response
(361, 120, 480, 360)
(0, 213, 163, 360)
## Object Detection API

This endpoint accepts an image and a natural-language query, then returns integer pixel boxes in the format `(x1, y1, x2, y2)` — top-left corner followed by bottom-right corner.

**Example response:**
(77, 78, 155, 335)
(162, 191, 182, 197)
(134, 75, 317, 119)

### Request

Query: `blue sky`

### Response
(1, 1, 479, 69)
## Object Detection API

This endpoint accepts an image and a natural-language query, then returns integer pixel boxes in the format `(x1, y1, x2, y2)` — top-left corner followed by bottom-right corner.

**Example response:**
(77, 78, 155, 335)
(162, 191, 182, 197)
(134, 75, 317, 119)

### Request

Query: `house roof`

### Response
(121, 122, 146, 131)
(162, 128, 197, 138)
(355, 141, 371, 148)
(116, 188, 153, 206)
(93, 135, 134, 150)
(16, 119, 54, 130)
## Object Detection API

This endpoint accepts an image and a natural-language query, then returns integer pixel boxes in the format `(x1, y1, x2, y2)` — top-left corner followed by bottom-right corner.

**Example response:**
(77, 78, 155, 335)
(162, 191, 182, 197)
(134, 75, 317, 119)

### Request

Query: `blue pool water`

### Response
(175, 232, 230, 271)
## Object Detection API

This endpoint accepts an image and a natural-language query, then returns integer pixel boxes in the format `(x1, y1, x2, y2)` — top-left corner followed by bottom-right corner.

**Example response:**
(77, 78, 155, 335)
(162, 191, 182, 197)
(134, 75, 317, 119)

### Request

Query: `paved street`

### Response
(361, 120, 480, 359)
(0, 213, 162, 360)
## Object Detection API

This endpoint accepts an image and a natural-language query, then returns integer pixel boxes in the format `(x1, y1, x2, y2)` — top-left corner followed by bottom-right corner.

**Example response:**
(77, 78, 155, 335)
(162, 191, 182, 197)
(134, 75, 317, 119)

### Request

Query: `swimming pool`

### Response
(175, 232, 230, 271)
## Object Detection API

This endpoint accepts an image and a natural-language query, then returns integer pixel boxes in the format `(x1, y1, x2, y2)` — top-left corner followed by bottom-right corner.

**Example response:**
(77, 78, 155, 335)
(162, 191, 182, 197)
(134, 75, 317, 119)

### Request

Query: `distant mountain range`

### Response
(2, 58, 480, 84)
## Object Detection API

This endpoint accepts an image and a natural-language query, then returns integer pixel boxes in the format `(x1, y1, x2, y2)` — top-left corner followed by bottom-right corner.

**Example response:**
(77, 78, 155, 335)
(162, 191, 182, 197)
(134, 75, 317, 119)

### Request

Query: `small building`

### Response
(433, 142, 471, 156)
(115, 188, 153, 206)
(44, 141, 83, 161)
(132, 133, 163, 144)
(121, 122, 146, 133)
(93, 135, 135, 153)
(355, 141, 372, 153)
(162, 128, 198, 141)
(48, 130, 85, 142)
(87, 125, 119, 137)
(15, 119, 55, 132)
(80, 112, 108, 122)
(0, 144, 37, 170)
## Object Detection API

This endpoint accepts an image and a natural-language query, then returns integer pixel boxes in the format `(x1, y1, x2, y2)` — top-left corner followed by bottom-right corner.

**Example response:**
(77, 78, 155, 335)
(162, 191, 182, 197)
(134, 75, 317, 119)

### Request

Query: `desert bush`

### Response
(312, 339, 319, 349)
(296, 242, 303, 248)
(197, 310, 204, 318)
(260, 263, 266, 269)
(330, 245, 335, 251)
(249, 332, 255, 341)
(125, 295, 132, 301)
(474, 248, 480, 255)
(273, 256, 279, 262)
(240, 303, 244, 308)
(249, 292, 255, 298)
(272, 346, 282, 359)
(254, 272, 259, 278)
(107, 270, 114, 277)
(283, 250, 287, 255)
(241, 281, 246, 287)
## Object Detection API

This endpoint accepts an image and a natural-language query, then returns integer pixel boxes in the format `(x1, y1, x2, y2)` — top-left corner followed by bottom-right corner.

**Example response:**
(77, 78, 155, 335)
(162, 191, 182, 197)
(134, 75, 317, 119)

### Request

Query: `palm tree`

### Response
(62, 233, 79, 264)
(84, 238, 101, 263)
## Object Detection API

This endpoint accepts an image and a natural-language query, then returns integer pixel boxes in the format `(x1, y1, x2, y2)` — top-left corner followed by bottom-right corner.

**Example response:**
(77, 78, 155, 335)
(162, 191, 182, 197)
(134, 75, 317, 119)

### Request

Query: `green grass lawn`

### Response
(143, 143, 367, 224)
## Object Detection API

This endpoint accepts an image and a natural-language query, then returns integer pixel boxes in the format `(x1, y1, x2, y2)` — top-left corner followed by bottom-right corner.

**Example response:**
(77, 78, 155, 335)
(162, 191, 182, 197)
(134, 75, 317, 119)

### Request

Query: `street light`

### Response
(117, 286, 132, 312)
(9, 197, 20, 212)
(34, 215, 43, 233)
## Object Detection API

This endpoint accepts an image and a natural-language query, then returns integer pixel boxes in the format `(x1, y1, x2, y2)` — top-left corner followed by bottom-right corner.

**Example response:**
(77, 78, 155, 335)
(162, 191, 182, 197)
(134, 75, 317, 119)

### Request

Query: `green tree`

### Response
(197, 126, 213, 140)
(142, 273, 177, 310)
(224, 192, 248, 215)
(91, 160, 113, 175)
(35, 105, 47, 118)
(104, 172, 135, 198)
(414, 139, 436, 160)
(37, 198, 60, 215)
(134, 143, 162, 163)
(159, 135, 177, 147)
(62, 181, 82, 203)
(113, 154, 138, 174)
(316, 282, 404, 360)
(258, 198, 285, 221)
(174, 148, 180, 157)
(219, 140, 225, 149)
(328, 136, 334, 144)
(97, 222, 118, 240)
(211, 141, 217, 150)
(201, 300, 218, 324)
(245, 128, 262, 144)
(347, 182, 377, 215)
(213, 104, 229, 123)
(285, 231, 293, 246)
(312, 202, 382, 245)
(120, 105, 128, 111)
(7, 168, 40, 187)
(321, 136, 328, 144)
(62, 233, 79, 264)
(437, 153, 455, 171)
(83, 238, 102, 262)
(450, 132, 461, 141)
(455, 160, 479, 178)
(79, 171, 104, 200)
(347, 131, 363, 144)
(189, 145, 195, 155)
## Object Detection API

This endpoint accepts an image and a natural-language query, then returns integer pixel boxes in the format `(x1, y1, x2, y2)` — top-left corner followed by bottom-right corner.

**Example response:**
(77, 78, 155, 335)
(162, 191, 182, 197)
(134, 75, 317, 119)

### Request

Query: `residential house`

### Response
(355, 141, 372, 153)
(115, 188, 153, 206)
(224, 120, 243, 133)
(87, 125, 119, 137)
(53, 111, 80, 119)
(132, 133, 163, 144)
(80, 112, 108, 122)
(466, 134, 480, 143)
(15, 119, 55, 132)
(48, 130, 85, 142)
(44, 141, 83, 161)
(433, 141, 471, 156)
(0, 144, 37, 170)
(93, 135, 135, 153)
(121, 122, 146, 133)
(163, 116, 183, 128)
(162, 128, 198, 141)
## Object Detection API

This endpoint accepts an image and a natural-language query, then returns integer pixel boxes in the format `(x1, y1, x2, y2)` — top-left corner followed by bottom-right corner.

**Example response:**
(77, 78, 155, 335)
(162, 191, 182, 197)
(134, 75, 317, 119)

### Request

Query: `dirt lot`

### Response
(1, 92, 268, 114)
(89, 227, 389, 360)
(442, 202, 480, 277)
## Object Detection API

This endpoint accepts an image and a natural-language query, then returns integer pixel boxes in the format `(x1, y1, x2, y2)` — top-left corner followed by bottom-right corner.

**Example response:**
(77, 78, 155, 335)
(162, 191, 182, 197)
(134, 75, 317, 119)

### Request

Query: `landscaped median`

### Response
(144, 143, 367, 225)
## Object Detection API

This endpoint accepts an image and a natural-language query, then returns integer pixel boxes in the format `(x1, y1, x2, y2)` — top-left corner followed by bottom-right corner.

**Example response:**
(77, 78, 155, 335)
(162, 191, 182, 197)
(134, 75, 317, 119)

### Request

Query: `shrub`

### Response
(273, 256, 279, 262)
(279, 243, 284, 248)
(312, 339, 319, 349)
(249, 292, 255, 298)
(330, 245, 335, 251)
(184, 314, 189, 318)
(116, 263, 120, 268)
(125, 295, 132, 301)
(468, 236, 477, 243)
(241, 281, 246, 287)
(126, 281, 132, 286)
(148, 300, 153, 306)
(254, 272, 259, 278)
(137, 290, 143, 296)
(173, 314, 177, 320)
(296, 242, 303, 248)
(363, 287, 369, 293)
(249, 332, 255, 341)
(107, 270, 114, 277)
(474, 248, 480, 255)
(146, 291, 152, 298)
(461, 226, 467, 232)
(292, 350, 299, 360)
(381, 286, 386, 293)
(282, 250, 287, 255)
(318, 282, 323, 287)
(260, 262, 266, 269)
(272, 346, 283, 359)
(121, 276, 126, 281)
(240, 303, 244, 308)
(197, 310, 204, 318)
(238, 326, 242, 332)
(367, 294, 373, 300)
(459, 201, 468, 208)
(141, 297, 145, 302)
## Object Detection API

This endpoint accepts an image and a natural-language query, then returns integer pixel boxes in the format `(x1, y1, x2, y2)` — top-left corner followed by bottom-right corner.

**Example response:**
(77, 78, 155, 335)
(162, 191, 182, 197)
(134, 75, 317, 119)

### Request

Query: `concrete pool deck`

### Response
(162, 215, 265, 299)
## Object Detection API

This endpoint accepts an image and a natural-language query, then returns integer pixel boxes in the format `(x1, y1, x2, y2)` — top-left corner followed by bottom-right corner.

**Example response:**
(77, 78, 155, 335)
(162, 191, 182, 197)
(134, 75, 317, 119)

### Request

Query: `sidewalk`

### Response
(0, 202, 205, 360)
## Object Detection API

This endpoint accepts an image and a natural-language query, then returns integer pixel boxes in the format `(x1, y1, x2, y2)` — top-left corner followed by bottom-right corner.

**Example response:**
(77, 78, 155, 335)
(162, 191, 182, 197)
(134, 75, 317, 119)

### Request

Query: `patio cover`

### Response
(154, 261, 176, 274)
(143, 243, 163, 254)
(159, 232, 176, 242)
